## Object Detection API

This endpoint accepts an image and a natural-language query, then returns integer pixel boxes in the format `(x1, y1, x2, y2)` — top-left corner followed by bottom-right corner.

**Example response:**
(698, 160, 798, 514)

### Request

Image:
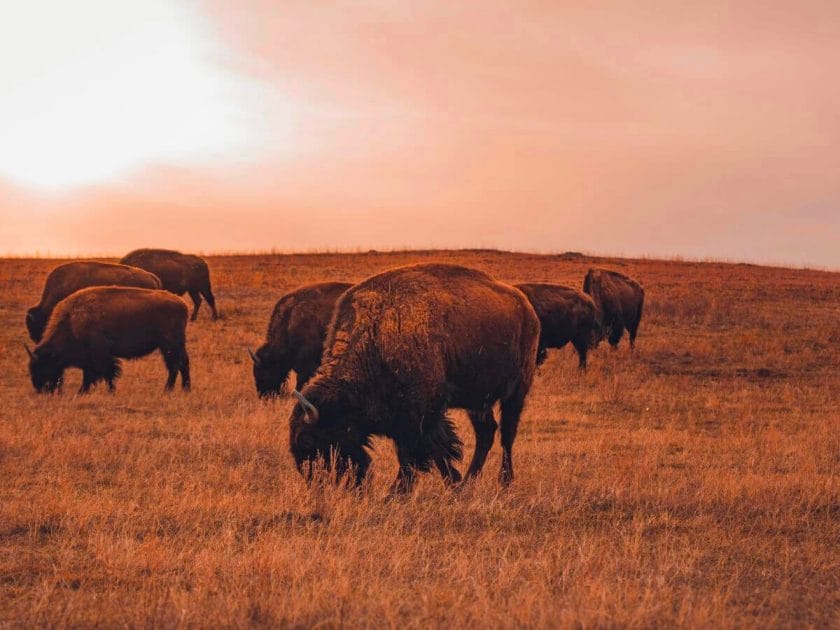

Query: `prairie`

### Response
(0, 250, 838, 627)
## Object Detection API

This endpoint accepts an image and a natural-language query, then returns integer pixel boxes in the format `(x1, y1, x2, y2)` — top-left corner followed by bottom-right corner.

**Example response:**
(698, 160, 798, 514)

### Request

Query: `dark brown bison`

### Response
(249, 281, 352, 398)
(120, 248, 217, 321)
(515, 283, 601, 369)
(583, 268, 645, 349)
(288, 263, 540, 492)
(26, 287, 190, 394)
(26, 261, 161, 342)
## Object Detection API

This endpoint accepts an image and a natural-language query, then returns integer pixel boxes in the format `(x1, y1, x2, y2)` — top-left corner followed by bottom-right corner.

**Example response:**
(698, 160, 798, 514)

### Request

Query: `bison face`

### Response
(25, 308, 48, 343)
(27, 348, 64, 393)
(288, 391, 370, 486)
(249, 347, 288, 399)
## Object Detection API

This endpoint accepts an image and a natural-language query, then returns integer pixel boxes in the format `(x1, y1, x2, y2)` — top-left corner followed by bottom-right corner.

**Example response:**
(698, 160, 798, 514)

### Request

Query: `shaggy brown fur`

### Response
(26, 261, 161, 342)
(120, 249, 217, 321)
(583, 268, 645, 349)
(288, 263, 540, 492)
(27, 287, 190, 394)
(516, 283, 601, 369)
(250, 282, 352, 397)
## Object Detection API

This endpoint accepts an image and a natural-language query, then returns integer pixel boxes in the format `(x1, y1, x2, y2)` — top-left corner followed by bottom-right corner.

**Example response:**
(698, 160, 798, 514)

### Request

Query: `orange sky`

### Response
(1, 1, 838, 266)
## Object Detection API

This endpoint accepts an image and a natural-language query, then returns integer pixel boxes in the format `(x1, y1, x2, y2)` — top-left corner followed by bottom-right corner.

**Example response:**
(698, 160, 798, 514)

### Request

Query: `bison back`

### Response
(321, 264, 539, 408)
(44, 287, 188, 359)
(38, 261, 161, 311)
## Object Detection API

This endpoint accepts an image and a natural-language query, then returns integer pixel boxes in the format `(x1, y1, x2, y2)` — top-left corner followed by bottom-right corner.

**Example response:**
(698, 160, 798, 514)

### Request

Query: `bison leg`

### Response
(608, 322, 624, 348)
(465, 408, 497, 479)
(391, 452, 418, 495)
(179, 350, 191, 391)
(187, 290, 202, 321)
(499, 387, 528, 486)
(434, 457, 463, 485)
(201, 285, 218, 320)
(627, 313, 642, 351)
(572, 337, 589, 370)
(162, 347, 183, 390)
(79, 369, 97, 394)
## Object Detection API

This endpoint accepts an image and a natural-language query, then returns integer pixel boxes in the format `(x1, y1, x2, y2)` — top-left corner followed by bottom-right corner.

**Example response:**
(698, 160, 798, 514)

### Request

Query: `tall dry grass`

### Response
(0, 251, 838, 627)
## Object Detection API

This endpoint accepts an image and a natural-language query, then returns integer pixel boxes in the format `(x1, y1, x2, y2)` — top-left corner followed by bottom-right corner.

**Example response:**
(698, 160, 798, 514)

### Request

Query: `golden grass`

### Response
(1, 250, 838, 627)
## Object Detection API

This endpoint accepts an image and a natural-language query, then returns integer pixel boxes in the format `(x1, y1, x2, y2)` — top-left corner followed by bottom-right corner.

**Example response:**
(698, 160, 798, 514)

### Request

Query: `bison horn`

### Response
(292, 390, 319, 424)
(24, 344, 34, 359)
(247, 347, 260, 365)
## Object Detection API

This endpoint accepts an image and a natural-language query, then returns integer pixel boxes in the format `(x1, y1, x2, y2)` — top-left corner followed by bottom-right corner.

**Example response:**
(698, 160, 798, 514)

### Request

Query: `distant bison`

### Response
(249, 281, 352, 398)
(288, 263, 540, 492)
(26, 261, 162, 342)
(26, 287, 190, 394)
(120, 249, 217, 321)
(583, 268, 644, 349)
(516, 283, 601, 369)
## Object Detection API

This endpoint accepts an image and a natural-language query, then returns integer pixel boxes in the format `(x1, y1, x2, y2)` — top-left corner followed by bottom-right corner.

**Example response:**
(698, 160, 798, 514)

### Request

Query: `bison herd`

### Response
(24, 250, 644, 492)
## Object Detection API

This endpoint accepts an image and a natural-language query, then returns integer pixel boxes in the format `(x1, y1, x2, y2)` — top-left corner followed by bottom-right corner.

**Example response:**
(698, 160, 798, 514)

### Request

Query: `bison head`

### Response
(26, 346, 64, 393)
(288, 389, 370, 486)
(25, 307, 48, 343)
(249, 347, 288, 399)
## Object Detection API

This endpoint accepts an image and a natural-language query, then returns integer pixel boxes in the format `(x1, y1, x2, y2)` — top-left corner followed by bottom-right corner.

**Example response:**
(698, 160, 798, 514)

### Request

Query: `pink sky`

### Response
(1, 1, 838, 266)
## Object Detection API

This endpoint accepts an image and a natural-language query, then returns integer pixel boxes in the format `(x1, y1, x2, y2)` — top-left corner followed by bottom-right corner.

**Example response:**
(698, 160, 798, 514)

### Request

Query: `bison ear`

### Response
(247, 347, 260, 365)
(292, 390, 320, 425)
(23, 344, 34, 359)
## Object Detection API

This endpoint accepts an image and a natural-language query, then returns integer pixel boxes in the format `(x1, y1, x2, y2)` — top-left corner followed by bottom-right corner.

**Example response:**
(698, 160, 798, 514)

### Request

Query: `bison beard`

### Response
(287, 263, 539, 493)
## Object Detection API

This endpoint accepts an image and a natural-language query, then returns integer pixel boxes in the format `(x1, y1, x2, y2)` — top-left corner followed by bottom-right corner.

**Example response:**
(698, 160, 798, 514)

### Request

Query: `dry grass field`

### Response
(0, 250, 838, 627)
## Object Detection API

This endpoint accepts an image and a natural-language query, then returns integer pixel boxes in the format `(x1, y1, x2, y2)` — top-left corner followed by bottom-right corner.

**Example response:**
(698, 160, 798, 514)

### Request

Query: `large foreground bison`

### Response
(288, 263, 540, 492)
(120, 249, 217, 321)
(26, 287, 190, 394)
(249, 282, 352, 398)
(583, 268, 644, 349)
(26, 261, 161, 342)
(515, 283, 600, 369)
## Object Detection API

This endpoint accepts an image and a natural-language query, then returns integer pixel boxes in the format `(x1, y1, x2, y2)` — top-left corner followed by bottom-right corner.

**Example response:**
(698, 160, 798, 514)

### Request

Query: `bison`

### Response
(515, 283, 601, 369)
(583, 268, 644, 349)
(288, 263, 540, 493)
(26, 261, 161, 342)
(120, 248, 217, 321)
(26, 287, 190, 394)
(249, 281, 352, 398)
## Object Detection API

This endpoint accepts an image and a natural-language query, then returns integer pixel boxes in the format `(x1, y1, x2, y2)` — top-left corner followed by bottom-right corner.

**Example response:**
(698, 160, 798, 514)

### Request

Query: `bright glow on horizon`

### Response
(0, 0, 254, 190)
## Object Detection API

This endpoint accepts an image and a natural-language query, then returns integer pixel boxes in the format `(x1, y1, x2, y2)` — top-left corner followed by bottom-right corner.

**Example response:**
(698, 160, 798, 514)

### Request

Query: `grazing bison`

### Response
(120, 248, 217, 321)
(515, 283, 601, 369)
(26, 261, 161, 342)
(583, 268, 644, 349)
(26, 287, 190, 394)
(249, 282, 352, 398)
(288, 263, 540, 492)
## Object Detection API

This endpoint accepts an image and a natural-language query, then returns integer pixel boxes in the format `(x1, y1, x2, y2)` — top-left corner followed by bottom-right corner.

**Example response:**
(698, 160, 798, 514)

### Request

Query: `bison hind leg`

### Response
(161, 346, 187, 391)
(187, 290, 202, 321)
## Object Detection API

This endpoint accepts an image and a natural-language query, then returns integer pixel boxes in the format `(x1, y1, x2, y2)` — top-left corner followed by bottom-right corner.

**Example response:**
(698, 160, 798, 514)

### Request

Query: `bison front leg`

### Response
(465, 408, 497, 479)
(79, 369, 97, 394)
(390, 440, 426, 494)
